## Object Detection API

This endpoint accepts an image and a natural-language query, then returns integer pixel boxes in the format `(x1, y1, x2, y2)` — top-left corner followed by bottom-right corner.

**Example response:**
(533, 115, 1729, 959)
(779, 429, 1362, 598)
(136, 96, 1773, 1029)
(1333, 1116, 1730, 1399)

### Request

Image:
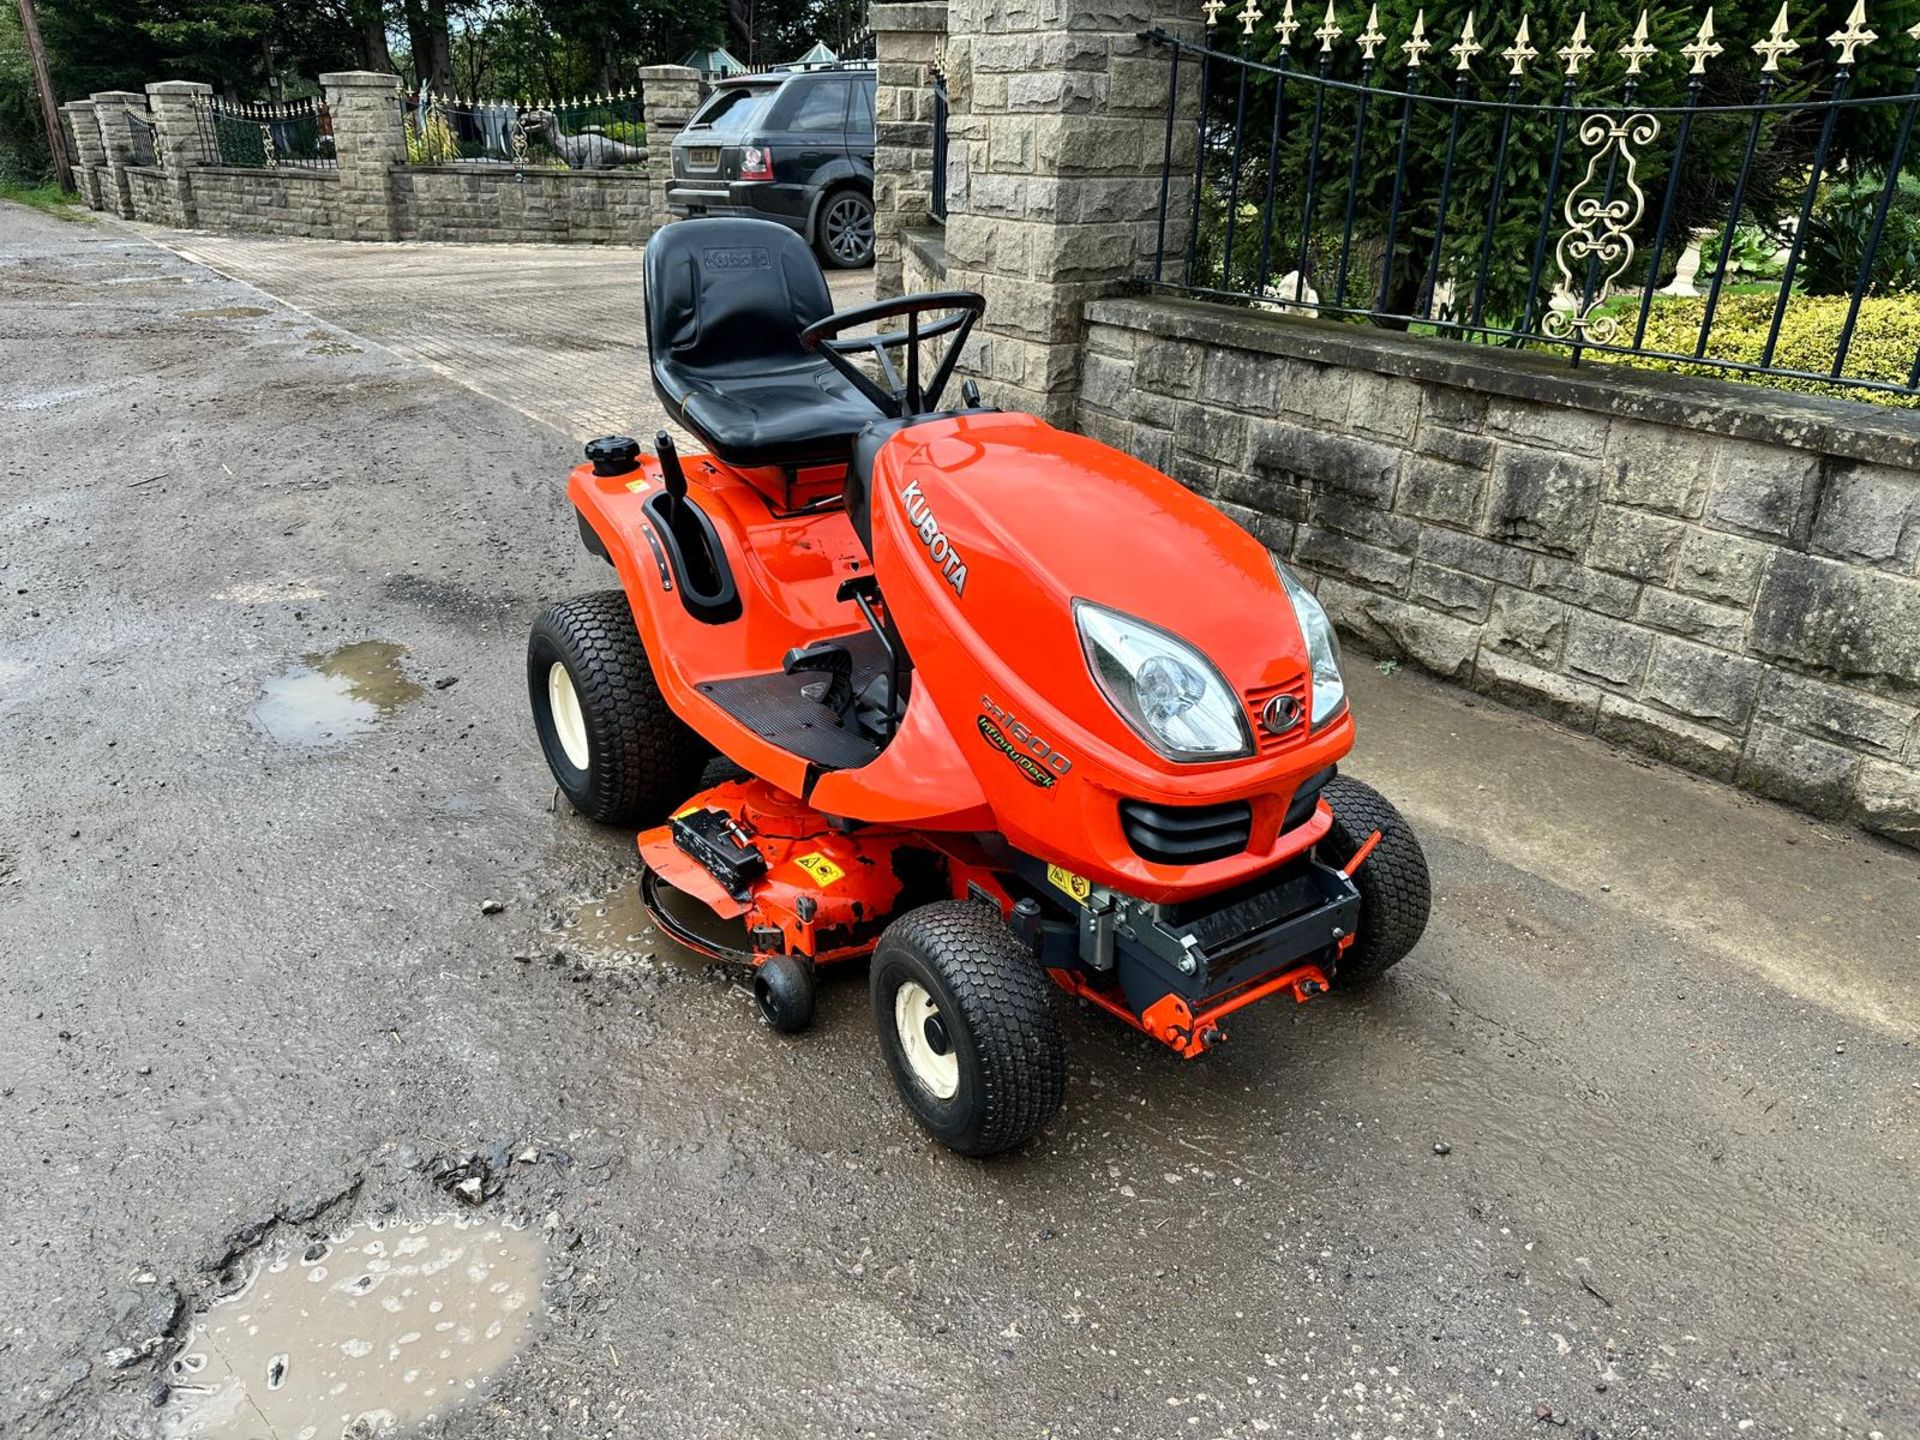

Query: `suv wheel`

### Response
(818, 188, 875, 269)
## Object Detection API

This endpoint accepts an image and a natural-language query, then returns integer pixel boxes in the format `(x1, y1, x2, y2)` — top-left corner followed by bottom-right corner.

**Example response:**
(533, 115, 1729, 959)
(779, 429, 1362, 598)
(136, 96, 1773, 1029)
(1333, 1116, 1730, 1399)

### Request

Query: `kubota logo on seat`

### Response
(702, 246, 771, 270)
(899, 478, 968, 596)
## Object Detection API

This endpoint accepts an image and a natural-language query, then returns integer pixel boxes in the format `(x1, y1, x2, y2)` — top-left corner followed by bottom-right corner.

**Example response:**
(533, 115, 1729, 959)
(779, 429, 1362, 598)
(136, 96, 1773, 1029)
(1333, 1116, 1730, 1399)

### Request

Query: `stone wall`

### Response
(1079, 295, 1920, 848)
(72, 70, 663, 249)
(872, 2, 948, 297)
(125, 167, 169, 223)
(190, 168, 343, 237)
(936, 0, 1199, 421)
(393, 167, 651, 244)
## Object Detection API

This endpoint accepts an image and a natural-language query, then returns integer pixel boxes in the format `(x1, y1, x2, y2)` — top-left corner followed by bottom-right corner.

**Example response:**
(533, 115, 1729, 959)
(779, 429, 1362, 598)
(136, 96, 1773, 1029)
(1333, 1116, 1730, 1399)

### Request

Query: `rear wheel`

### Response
(817, 188, 875, 269)
(1318, 775, 1431, 987)
(870, 902, 1065, 1157)
(527, 591, 710, 826)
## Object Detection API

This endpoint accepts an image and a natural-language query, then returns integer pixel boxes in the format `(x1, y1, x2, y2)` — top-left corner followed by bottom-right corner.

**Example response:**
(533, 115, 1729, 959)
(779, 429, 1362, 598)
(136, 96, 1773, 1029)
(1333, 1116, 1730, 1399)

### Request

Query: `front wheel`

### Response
(527, 591, 710, 826)
(869, 902, 1065, 1157)
(1318, 775, 1431, 987)
(817, 188, 875, 269)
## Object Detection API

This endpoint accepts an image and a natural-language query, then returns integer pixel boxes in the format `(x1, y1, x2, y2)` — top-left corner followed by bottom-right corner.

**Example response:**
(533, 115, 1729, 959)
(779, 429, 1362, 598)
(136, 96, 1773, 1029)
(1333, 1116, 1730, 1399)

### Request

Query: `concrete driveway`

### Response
(3, 205, 1916, 1440)
(151, 229, 876, 443)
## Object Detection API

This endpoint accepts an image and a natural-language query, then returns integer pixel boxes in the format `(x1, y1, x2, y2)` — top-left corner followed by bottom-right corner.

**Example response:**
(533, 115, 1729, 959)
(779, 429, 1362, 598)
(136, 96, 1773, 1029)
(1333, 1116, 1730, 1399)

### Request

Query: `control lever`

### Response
(961, 379, 982, 409)
(783, 642, 855, 721)
(655, 430, 688, 527)
(835, 575, 902, 738)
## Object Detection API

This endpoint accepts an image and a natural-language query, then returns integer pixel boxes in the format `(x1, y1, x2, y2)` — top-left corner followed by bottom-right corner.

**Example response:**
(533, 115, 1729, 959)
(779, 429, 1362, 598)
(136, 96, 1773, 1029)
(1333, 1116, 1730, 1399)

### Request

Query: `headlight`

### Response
(1075, 602, 1252, 761)
(1272, 556, 1346, 729)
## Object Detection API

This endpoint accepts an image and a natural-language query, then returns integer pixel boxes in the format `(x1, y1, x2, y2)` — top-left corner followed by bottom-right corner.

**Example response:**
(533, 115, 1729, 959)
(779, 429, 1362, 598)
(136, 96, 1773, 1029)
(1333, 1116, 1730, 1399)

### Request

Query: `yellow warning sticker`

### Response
(794, 852, 845, 887)
(1047, 864, 1091, 906)
(625, 477, 649, 492)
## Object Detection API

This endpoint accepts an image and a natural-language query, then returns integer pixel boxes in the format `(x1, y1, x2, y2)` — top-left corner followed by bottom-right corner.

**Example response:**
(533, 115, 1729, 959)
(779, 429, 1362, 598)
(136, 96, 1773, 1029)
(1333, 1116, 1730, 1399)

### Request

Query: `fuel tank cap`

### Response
(585, 435, 640, 477)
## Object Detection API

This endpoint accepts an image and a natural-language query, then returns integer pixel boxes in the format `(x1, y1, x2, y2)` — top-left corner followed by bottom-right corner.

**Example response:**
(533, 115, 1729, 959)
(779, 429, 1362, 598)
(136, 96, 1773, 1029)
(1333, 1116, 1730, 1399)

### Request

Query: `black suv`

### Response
(666, 64, 877, 269)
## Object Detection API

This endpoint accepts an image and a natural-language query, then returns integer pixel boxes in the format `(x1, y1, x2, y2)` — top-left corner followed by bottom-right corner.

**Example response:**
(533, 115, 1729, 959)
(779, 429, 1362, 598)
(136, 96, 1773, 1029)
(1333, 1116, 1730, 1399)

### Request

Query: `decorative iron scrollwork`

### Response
(1542, 111, 1661, 345)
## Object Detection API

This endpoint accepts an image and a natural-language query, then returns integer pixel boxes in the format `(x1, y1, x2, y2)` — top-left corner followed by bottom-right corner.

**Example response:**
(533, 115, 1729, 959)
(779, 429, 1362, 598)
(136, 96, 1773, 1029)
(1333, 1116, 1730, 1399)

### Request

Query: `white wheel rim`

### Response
(894, 981, 960, 1100)
(547, 661, 590, 771)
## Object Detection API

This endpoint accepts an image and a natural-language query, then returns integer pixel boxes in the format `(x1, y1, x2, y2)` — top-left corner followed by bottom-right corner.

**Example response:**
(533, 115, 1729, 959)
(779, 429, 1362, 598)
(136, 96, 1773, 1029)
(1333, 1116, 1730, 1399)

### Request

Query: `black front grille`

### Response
(1119, 799, 1254, 864)
(1282, 765, 1337, 833)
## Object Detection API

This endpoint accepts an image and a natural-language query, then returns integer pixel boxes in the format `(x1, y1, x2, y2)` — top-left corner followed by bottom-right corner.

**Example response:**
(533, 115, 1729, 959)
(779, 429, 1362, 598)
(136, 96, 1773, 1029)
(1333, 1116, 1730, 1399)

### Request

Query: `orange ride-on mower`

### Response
(527, 218, 1431, 1157)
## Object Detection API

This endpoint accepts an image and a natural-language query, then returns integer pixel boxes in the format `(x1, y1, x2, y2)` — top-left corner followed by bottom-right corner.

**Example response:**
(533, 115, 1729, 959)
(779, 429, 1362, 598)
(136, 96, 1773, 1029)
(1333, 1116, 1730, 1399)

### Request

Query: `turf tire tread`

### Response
(873, 901, 1066, 1157)
(529, 590, 710, 826)
(1319, 775, 1431, 987)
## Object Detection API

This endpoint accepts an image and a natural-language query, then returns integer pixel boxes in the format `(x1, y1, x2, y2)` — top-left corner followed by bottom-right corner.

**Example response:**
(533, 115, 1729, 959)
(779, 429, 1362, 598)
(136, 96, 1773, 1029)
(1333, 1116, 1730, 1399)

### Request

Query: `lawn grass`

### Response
(0, 179, 85, 219)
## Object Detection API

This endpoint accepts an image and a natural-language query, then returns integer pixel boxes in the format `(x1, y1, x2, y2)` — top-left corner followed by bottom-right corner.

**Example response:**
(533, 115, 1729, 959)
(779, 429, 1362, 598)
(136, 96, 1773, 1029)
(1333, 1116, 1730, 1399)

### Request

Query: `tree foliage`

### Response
(2, 0, 863, 179)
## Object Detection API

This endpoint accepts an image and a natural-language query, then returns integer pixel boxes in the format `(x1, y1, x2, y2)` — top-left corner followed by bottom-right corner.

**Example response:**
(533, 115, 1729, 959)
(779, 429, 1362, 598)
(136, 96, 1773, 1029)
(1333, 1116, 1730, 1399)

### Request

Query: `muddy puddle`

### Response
(163, 1214, 544, 1440)
(250, 641, 422, 747)
(552, 883, 656, 956)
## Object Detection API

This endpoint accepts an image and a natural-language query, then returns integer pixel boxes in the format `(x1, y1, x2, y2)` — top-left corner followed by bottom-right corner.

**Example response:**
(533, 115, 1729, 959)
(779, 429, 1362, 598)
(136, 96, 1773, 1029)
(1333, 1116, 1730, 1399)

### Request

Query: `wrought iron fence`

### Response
(1143, 2, 1920, 404)
(932, 68, 951, 222)
(190, 95, 336, 169)
(126, 110, 157, 168)
(405, 90, 647, 168)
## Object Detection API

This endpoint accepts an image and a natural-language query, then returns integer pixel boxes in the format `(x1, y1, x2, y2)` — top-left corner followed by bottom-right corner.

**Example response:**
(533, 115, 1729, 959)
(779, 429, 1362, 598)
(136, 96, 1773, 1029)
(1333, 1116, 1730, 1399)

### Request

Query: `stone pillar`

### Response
(322, 71, 406, 240)
(639, 65, 703, 236)
(145, 80, 212, 227)
(61, 101, 103, 209)
(89, 91, 145, 219)
(941, 0, 1200, 422)
(872, 2, 948, 298)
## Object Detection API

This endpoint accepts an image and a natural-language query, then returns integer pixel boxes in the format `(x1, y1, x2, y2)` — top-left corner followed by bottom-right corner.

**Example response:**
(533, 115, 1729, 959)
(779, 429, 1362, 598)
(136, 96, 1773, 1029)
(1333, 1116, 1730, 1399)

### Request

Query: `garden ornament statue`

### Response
(523, 110, 645, 169)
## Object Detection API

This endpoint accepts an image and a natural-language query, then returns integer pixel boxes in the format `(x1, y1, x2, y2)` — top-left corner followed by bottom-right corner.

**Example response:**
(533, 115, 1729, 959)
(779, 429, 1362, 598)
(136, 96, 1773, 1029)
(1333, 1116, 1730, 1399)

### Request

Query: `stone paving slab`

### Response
(140, 227, 875, 445)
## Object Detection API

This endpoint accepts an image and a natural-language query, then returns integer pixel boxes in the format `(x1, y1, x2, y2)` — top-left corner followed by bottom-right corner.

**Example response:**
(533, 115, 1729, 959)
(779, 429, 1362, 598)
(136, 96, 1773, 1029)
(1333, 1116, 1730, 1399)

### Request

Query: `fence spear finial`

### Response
(1238, 0, 1265, 38)
(1619, 8, 1658, 73)
(1276, 0, 1302, 49)
(1558, 11, 1595, 74)
(1681, 8, 1724, 73)
(1203, 0, 1226, 30)
(1827, 0, 1877, 65)
(1358, 3, 1387, 60)
(1403, 8, 1431, 65)
(1315, 0, 1343, 49)
(1450, 10, 1482, 69)
(1502, 14, 1538, 73)
(1753, 2, 1799, 71)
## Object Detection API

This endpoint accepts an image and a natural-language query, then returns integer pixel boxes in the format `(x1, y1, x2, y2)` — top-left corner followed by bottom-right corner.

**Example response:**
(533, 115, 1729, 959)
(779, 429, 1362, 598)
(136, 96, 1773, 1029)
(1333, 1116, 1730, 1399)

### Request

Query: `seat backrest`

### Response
(645, 218, 836, 374)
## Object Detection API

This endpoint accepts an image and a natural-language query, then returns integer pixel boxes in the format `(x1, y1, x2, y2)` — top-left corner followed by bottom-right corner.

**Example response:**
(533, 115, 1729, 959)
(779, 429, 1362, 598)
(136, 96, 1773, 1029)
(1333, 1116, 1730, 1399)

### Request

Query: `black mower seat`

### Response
(645, 218, 879, 469)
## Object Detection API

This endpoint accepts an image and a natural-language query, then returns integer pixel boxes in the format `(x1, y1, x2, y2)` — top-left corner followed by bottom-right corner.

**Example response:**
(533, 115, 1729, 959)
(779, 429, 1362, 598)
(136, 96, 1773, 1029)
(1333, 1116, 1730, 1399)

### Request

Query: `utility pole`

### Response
(15, 0, 74, 192)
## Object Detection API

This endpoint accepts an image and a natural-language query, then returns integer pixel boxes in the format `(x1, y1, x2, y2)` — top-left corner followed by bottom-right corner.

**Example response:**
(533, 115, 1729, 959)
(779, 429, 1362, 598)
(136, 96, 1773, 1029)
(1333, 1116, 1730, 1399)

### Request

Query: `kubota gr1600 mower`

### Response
(528, 218, 1430, 1156)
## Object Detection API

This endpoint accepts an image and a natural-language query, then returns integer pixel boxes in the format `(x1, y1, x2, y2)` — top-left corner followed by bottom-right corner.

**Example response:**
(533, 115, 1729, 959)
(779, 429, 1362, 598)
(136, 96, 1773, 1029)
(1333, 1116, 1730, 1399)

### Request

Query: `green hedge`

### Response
(1597, 292, 1920, 408)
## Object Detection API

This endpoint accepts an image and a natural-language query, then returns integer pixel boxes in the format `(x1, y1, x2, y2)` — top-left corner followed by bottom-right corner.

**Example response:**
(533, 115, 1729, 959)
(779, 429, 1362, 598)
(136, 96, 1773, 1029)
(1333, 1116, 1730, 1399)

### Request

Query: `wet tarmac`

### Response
(249, 642, 423, 748)
(163, 1216, 543, 1439)
(3, 205, 1917, 1440)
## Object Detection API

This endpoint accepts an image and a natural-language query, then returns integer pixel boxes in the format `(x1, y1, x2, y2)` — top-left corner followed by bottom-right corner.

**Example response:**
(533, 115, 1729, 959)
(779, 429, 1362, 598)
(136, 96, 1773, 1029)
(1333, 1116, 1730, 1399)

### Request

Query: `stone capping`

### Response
(319, 70, 402, 88)
(904, 226, 947, 280)
(871, 2, 950, 30)
(400, 164, 648, 179)
(195, 165, 340, 181)
(1090, 294, 1920, 472)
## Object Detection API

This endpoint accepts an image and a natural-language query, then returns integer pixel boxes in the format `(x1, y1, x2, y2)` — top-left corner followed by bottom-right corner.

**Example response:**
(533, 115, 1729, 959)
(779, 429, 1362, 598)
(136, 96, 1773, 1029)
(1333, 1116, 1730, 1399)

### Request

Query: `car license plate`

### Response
(688, 147, 720, 168)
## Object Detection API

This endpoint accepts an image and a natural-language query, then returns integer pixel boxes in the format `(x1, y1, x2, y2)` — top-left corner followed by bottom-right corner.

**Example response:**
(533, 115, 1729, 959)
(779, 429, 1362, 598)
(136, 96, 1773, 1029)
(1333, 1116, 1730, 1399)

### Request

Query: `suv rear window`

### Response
(779, 78, 853, 133)
(688, 86, 774, 135)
